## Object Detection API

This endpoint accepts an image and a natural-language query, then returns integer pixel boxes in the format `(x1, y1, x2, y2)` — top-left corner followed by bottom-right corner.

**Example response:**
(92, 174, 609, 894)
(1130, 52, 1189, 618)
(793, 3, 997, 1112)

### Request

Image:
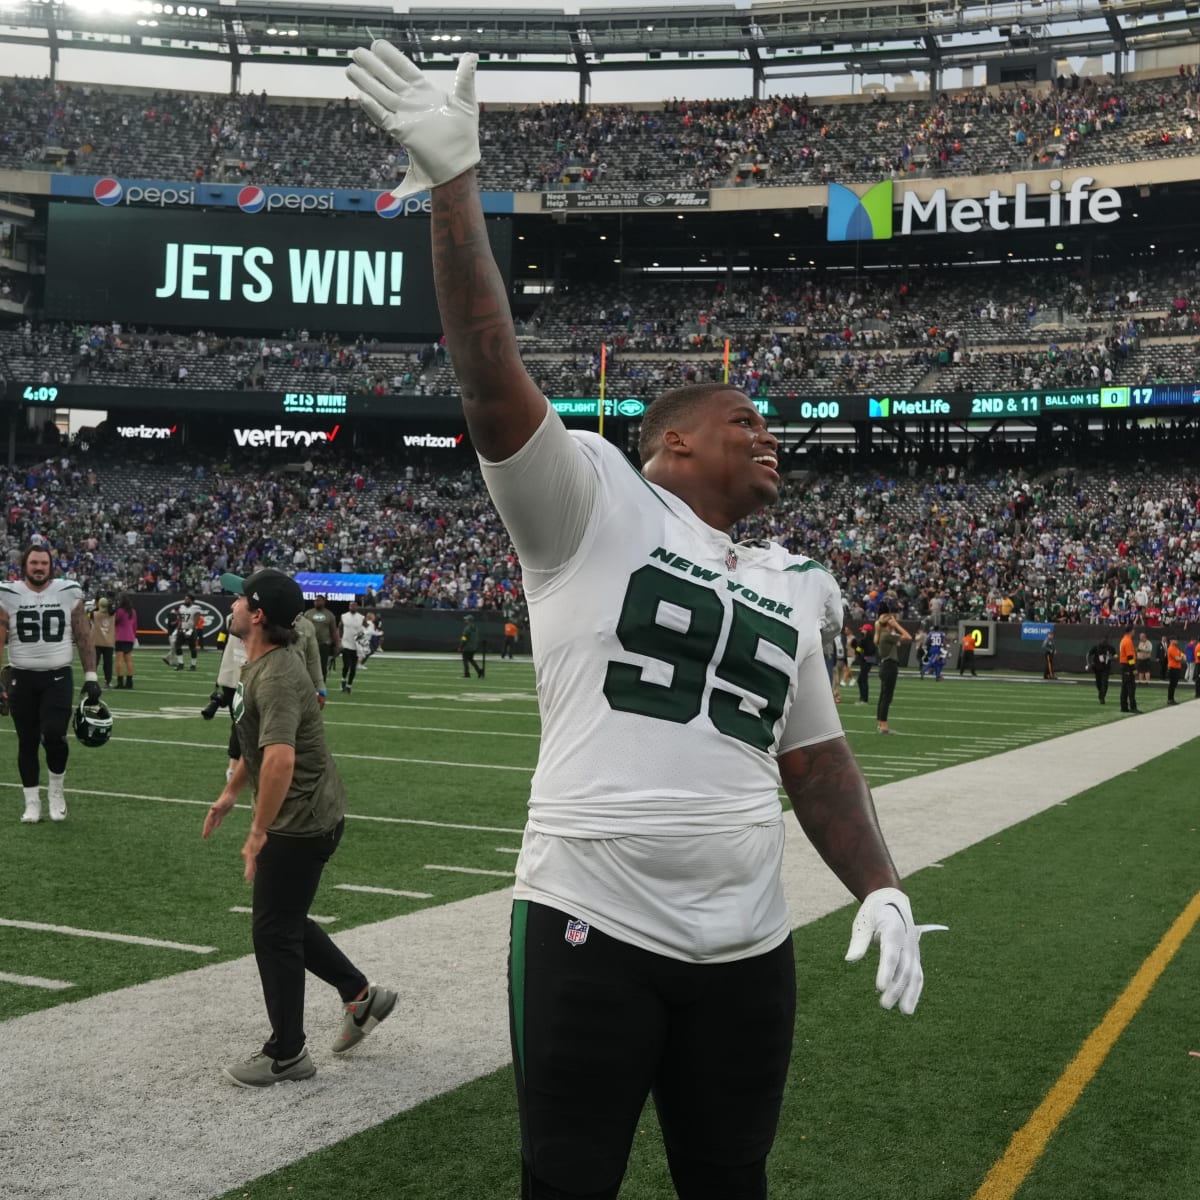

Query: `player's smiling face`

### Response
(691, 394, 780, 519)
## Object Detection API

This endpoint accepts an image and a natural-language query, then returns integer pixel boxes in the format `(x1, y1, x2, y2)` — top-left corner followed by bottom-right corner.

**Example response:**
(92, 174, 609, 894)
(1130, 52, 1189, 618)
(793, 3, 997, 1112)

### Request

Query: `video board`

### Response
(43, 205, 511, 337)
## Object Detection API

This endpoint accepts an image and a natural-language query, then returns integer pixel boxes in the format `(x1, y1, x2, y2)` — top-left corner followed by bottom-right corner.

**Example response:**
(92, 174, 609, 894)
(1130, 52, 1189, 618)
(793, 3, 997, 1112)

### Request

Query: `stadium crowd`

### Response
(5, 69, 1200, 191)
(2, 434, 1198, 630)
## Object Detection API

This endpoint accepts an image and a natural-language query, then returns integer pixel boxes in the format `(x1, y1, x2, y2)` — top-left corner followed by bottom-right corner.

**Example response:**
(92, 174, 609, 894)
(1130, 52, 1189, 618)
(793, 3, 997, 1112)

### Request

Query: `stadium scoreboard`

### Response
(10, 381, 1200, 424)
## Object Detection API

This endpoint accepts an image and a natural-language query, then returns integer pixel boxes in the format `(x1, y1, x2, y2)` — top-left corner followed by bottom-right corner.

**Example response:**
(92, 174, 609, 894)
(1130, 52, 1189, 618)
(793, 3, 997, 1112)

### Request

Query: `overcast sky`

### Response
(0, 0, 1024, 104)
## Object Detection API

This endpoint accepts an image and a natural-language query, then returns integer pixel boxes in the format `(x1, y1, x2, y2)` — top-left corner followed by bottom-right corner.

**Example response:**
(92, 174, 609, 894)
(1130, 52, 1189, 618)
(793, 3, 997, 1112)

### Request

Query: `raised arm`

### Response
(431, 171, 547, 460)
(347, 43, 545, 461)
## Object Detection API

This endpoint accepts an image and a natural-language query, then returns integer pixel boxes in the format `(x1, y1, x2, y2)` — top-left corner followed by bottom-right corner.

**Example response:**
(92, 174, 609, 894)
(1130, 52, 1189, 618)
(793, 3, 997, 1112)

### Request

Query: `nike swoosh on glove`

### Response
(845, 887, 947, 1015)
(347, 41, 481, 200)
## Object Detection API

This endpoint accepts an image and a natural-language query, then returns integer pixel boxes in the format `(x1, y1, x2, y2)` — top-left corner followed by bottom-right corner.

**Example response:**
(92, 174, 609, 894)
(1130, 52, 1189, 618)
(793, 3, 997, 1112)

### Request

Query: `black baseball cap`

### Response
(221, 569, 304, 627)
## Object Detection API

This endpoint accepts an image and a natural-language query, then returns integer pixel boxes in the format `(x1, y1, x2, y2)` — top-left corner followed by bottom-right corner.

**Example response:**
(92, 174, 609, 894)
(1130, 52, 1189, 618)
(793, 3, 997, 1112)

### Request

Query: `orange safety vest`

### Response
(1168, 644, 1185, 670)
(1119, 634, 1136, 665)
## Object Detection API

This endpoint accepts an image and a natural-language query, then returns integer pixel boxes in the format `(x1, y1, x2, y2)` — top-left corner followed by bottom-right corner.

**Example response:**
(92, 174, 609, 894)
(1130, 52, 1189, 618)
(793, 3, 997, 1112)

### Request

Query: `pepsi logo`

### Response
(375, 191, 404, 219)
(93, 178, 123, 206)
(237, 186, 267, 214)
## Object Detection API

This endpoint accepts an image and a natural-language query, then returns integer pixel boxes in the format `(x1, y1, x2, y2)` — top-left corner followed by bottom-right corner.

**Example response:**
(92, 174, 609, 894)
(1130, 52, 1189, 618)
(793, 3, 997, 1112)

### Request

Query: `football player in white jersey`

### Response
(337, 601, 365, 694)
(0, 546, 102, 823)
(166, 594, 204, 671)
(349, 46, 944, 1200)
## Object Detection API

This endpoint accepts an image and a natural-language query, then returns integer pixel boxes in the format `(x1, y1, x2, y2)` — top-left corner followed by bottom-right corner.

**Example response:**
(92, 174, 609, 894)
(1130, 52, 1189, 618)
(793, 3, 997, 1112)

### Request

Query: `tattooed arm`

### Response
(777, 736, 901, 901)
(431, 170, 547, 463)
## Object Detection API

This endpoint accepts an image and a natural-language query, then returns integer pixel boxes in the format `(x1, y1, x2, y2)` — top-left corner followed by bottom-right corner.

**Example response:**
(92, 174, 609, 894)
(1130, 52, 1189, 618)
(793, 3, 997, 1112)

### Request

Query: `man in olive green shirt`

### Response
(303, 594, 340, 682)
(203, 568, 396, 1088)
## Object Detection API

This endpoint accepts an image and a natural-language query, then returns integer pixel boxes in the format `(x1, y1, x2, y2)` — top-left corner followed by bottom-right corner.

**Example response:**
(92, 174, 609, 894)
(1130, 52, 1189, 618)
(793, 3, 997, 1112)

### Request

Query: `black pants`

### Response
(316, 642, 334, 680)
(960, 649, 976, 676)
(509, 901, 795, 1200)
(96, 646, 114, 686)
(502, 636, 517, 659)
(251, 820, 366, 1061)
(876, 659, 899, 723)
(1120, 665, 1138, 712)
(1043, 653, 1055, 679)
(856, 661, 872, 702)
(10, 667, 73, 787)
(462, 650, 484, 678)
(341, 647, 358, 688)
(174, 630, 199, 660)
(1167, 667, 1182, 703)
(1094, 668, 1110, 703)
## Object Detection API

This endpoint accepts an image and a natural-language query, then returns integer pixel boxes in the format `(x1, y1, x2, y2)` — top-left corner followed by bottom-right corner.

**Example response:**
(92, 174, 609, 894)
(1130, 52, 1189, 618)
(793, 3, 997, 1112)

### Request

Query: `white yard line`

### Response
(334, 883, 435, 900)
(229, 906, 337, 926)
(0, 707, 1195, 1200)
(424, 864, 515, 878)
(0, 783, 525, 835)
(0, 971, 74, 991)
(0, 917, 214, 955)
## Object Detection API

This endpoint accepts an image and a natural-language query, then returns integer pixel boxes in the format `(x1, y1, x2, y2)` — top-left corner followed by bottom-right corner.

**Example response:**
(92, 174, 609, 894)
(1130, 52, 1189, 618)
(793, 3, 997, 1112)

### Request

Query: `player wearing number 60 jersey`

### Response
(346, 43, 944, 1199)
(0, 546, 100, 824)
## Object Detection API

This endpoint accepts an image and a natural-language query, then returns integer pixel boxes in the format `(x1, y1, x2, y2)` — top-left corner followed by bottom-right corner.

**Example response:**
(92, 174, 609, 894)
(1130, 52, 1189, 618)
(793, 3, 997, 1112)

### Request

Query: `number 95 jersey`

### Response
(0, 578, 82, 670)
(480, 405, 845, 963)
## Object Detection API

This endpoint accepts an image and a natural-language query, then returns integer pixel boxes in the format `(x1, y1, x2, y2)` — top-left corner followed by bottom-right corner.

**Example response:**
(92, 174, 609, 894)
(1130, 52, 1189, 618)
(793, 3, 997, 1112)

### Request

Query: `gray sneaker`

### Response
(332, 985, 397, 1054)
(222, 1047, 316, 1088)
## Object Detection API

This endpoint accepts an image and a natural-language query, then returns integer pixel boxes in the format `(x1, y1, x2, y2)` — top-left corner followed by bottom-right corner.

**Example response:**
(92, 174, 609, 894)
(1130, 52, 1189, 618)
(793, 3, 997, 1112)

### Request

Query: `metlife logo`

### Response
(828, 175, 1122, 241)
(233, 424, 340, 448)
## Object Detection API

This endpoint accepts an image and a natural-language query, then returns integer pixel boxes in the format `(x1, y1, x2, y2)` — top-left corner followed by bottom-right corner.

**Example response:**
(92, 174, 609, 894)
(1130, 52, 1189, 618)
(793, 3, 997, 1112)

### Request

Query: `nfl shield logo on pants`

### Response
(564, 918, 590, 947)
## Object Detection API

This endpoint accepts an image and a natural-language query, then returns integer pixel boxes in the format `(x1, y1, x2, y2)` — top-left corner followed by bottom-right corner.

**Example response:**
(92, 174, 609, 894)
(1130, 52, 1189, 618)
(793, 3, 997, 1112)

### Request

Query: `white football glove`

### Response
(845, 887, 947, 1016)
(347, 41, 481, 200)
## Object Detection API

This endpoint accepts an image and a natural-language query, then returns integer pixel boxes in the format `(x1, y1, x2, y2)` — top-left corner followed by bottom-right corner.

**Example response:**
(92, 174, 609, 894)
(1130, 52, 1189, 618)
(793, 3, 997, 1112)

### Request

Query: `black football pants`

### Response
(10, 667, 73, 786)
(509, 900, 795, 1200)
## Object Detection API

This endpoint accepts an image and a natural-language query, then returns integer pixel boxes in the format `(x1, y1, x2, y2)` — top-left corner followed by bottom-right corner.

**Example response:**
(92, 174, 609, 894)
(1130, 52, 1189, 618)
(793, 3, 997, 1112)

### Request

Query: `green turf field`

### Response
(2, 651, 1197, 1199)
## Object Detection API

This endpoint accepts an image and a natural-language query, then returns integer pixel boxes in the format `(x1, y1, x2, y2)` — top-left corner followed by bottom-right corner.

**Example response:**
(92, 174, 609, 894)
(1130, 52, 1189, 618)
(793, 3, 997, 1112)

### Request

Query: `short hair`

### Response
(19, 545, 51, 574)
(637, 384, 746, 465)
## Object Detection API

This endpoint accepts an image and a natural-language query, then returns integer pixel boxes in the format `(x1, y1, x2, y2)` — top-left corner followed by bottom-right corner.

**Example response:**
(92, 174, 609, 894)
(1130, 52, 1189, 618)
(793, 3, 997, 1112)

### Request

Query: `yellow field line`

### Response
(971, 890, 1200, 1200)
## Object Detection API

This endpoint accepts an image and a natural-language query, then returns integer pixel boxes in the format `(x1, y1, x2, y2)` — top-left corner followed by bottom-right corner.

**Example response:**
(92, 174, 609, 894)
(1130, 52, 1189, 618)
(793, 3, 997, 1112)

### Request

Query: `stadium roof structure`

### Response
(2, 0, 1200, 94)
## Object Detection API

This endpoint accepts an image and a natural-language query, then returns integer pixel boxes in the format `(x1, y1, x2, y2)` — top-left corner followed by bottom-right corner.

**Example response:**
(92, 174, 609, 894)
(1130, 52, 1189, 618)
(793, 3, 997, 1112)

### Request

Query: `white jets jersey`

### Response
(481, 408, 844, 964)
(0, 578, 82, 670)
(176, 603, 203, 634)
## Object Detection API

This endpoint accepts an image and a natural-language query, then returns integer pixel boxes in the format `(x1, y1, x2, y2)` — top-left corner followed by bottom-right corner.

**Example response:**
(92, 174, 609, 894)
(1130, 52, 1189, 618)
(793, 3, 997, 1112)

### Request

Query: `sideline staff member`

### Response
(348, 43, 944, 1200)
(203, 569, 395, 1087)
(0, 546, 101, 823)
(875, 611, 912, 735)
(1119, 627, 1140, 714)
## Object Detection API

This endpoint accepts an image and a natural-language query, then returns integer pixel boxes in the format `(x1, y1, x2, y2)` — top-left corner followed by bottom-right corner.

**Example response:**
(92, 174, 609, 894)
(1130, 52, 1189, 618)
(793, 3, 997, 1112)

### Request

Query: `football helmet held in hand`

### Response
(74, 695, 113, 748)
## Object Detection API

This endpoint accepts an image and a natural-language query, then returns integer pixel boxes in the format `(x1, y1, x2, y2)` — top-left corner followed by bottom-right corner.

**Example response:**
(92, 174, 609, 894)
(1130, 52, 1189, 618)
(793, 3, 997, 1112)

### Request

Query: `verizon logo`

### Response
(403, 433, 465, 449)
(233, 424, 340, 448)
(118, 424, 176, 439)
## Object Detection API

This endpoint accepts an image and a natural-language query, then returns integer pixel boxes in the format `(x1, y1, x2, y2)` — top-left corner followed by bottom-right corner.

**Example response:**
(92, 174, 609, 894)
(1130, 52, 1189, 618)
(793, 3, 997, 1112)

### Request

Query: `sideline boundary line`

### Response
(970, 889, 1200, 1200)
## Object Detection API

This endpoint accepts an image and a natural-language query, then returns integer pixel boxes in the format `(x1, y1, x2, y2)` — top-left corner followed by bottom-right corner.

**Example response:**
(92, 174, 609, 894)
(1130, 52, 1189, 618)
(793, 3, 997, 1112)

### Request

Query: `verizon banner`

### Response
(232, 423, 341, 448)
(44, 205, 512, 336)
